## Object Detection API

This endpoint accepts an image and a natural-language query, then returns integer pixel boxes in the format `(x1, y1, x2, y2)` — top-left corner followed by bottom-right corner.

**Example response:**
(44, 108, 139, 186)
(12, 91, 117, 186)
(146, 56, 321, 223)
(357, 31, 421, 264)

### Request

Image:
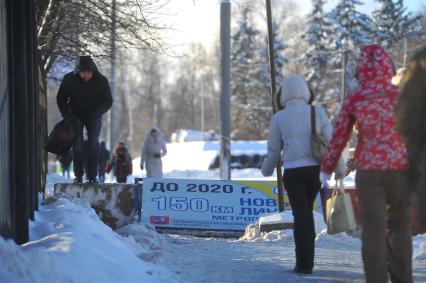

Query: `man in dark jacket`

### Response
(57, 150, 72, 178)
(396, 46, 426, 231)
(56, 56, 113, 183)
(97, 140, 110, 183)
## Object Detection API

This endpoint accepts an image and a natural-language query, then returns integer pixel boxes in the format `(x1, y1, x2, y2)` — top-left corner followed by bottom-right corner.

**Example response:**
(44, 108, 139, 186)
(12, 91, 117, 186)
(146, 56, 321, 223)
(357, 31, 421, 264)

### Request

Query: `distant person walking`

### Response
(320, 44, 412, 283)
(58, 150, 72, 178)
(140, 127, 167, 178)
(261, 76, 344, 275)
(98, 141, 110, 183)
(56, 55, 113, 183)
(105, 142, 133, 183)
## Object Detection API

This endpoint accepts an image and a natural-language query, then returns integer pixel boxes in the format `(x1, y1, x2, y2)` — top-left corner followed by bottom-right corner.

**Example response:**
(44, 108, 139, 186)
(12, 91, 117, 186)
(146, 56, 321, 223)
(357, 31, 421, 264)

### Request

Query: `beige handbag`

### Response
(311, 106, 328, 160)
(326, 181, 357, 234)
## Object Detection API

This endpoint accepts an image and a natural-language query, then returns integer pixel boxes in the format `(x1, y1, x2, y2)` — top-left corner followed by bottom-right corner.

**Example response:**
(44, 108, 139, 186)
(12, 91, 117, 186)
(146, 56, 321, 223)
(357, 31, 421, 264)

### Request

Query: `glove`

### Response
(319, 172, 331, 188)
(154, 153, 161, 158)
(140, 164, 144, 170)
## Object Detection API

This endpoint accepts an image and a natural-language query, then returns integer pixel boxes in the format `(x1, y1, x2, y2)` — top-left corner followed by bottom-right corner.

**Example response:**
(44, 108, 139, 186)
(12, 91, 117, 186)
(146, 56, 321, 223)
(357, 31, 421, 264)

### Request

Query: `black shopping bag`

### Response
(44, 118, 77, 155)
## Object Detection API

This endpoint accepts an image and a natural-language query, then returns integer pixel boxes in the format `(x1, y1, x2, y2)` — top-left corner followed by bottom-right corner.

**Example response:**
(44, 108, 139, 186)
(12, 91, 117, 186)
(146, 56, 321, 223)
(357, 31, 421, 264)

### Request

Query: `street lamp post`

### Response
(219, 0, 231, 180)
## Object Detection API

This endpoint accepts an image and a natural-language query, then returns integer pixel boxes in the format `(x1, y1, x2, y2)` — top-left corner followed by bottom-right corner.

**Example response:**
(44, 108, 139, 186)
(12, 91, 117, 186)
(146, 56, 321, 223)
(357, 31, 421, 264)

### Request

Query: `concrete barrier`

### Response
(54, 183, 136, 230)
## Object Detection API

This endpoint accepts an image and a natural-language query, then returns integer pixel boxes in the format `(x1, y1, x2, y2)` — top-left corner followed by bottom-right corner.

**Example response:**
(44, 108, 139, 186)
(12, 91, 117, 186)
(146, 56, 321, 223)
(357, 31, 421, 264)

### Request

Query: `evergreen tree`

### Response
(231, 6, 268, 140)
(303, 0, 335, 101)
(325, 0, 377, 112)
(373, 0, 422, 48)
(329, 0, 377, 48)
(261, 23, 288, 91)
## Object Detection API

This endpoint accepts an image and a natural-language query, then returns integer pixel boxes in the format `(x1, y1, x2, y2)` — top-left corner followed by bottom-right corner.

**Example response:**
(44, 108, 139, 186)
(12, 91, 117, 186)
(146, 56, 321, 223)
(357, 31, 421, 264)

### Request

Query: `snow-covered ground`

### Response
(0, 174, 180, 283)
(2, 141, 426, 282)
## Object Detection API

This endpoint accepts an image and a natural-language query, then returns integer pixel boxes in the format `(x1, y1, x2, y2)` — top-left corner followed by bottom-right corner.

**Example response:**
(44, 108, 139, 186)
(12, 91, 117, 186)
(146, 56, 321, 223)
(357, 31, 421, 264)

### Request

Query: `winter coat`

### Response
(321, 44, 408, 174)
(261, 76, 343, 176)
(395, 46, 426, 227)
(140, 127, 167, 178)
(56, 56, 113, 120)
(105, 144, 132, 179)
(98, 142, 110, 170)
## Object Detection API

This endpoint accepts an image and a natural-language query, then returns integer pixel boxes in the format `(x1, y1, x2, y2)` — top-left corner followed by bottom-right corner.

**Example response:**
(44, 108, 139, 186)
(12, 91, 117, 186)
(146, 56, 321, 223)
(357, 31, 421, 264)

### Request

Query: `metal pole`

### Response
(201, 82, 205, 139)
(220, 0, 231, 180)
(403, 38, 407, 67)
(109, 0, 117, 149)
(266, 0, 284, 212)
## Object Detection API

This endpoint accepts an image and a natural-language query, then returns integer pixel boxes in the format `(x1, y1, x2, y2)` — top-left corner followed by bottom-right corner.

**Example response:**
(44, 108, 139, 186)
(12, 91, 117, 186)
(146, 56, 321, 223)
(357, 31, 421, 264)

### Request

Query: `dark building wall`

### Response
(0, 0, 40, 244)
(0, 0, 12, 238)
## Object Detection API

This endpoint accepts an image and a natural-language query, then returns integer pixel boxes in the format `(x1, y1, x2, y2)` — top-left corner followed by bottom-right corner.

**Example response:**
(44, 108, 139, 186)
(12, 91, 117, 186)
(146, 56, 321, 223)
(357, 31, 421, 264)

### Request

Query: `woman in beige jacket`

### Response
(140, 127, 167, 178)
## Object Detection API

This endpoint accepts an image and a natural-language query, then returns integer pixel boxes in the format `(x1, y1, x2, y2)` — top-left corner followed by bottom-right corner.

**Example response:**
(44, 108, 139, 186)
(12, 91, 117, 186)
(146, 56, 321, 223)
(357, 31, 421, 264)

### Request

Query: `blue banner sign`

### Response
(141, 178, 291, 231)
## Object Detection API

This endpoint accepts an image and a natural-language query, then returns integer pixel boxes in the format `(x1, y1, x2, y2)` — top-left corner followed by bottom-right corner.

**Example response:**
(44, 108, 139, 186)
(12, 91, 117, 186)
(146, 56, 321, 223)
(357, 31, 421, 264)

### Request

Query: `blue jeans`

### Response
(72, 117, 102, 179)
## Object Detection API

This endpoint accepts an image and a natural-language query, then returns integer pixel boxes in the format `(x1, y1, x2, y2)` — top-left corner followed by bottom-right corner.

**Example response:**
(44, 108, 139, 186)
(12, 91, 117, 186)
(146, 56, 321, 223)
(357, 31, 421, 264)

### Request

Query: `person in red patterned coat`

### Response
(105, 142, 133, 183)
(320, 44, 412, 283)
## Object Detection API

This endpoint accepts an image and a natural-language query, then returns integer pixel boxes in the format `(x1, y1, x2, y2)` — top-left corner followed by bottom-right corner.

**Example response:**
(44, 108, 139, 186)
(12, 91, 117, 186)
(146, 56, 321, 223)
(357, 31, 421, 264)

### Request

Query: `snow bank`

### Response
(0, 196, 179, 283)
(240, 211, 328, 242)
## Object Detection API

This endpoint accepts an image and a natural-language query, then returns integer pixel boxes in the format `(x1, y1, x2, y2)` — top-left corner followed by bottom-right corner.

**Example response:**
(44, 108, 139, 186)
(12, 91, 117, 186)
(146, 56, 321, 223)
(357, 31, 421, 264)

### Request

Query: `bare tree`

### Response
(36, 0, 169, 78)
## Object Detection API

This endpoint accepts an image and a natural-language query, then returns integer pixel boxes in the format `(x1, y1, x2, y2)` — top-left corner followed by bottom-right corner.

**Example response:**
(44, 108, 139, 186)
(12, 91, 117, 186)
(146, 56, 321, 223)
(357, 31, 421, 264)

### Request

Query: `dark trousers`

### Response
(355, 170, 412, 283)
(283, 165, 321, 270)
(116, 176, 127, 183)
(73, 117, 102, 179)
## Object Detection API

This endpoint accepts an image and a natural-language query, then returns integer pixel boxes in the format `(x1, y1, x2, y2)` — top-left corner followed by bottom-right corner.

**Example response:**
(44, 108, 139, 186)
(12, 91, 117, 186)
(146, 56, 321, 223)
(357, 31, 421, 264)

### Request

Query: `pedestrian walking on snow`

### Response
(56, 55, 113, 183)
(320, 44, 412, 283)
(58, 150, 72, 178)
(98, 140, 110, 183)
(105, 142, 132, 183)
(140, 127, 167, 178)
(261, 75, 344, 275)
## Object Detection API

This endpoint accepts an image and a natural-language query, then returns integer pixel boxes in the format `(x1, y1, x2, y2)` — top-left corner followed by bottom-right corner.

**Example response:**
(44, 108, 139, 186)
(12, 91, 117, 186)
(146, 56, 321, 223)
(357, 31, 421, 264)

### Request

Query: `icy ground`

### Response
(159, 214, 426, 283)
(0, 172, 425, 283)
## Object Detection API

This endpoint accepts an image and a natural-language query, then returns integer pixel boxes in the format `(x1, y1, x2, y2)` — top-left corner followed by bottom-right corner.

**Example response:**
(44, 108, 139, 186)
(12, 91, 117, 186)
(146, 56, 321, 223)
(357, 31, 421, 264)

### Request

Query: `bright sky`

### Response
(163, 0, 424, 53)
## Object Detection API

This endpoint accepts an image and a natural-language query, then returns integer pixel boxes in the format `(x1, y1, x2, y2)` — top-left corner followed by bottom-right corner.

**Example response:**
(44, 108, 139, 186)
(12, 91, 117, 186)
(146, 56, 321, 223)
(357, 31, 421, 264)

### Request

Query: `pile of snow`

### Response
(240, 210, 293, 242)
(0, 195, 179, 283)
(240, 211, 328, 242)
(117, 224, 164, 261)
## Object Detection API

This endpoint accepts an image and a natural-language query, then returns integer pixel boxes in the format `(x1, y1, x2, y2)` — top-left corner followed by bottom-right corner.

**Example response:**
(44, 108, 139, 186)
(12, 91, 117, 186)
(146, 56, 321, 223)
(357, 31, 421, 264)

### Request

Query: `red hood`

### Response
(356, 44, 395, 92)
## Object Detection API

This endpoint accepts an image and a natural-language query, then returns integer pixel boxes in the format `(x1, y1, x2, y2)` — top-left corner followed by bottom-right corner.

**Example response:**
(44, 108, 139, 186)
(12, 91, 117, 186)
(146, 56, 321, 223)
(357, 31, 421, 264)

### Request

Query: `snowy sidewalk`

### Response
(159, 232, 426, 283)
